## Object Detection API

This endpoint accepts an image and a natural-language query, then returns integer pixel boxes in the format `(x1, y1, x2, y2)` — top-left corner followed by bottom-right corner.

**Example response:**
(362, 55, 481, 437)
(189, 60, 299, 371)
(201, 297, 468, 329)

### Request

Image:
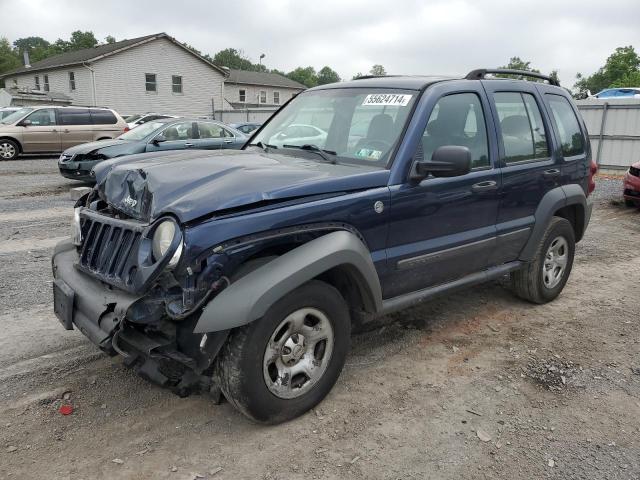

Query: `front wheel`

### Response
(215, 280, 350, 423)
(511, 217, 575, 304)
(0, 139, 19, 160)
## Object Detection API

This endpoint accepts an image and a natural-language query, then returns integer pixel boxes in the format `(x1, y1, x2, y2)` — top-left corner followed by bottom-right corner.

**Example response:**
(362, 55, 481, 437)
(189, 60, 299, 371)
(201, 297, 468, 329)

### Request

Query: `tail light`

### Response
(588, 159, 598, 196)
(123, 126, 130, 132)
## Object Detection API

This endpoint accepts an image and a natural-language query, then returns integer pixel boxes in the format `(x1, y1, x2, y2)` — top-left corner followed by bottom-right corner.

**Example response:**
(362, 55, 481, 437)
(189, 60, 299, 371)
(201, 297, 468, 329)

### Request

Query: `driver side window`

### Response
(421, 93, 489, 169)
(25, 108, 56, 126)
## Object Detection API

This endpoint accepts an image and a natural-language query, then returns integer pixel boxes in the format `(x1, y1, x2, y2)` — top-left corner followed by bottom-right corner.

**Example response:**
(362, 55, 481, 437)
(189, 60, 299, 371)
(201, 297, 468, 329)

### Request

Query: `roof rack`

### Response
(352, 75, 401, 80)
(465, 69, 560, 86)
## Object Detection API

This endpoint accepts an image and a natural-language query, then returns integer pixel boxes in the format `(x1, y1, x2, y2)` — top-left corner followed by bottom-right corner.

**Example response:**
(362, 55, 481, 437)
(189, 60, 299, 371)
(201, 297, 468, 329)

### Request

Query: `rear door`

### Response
(384, 82, 501, 298)
(481, 80, 560, 265)
(193, 121, 235, 149)
(90, 109, 121, 139)
(57, 108, 94, 149)
(146, 121, 198, 152)
(20, 108, 60, 153)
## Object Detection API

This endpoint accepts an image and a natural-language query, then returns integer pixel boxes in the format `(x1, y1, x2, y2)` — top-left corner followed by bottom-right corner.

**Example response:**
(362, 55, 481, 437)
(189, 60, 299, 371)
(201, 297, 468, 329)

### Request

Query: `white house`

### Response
(0, 33, 228, 117)
(224, 69, 306, 109)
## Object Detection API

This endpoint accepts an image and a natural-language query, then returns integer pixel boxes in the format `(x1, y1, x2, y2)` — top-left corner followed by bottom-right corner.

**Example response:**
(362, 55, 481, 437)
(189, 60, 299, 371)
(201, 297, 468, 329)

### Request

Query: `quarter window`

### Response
(172, 75, 182, 94)
(546, 95, 585, 157)
(197, 122, 231, 139)
(260, 90, 267, 104)
(90, 109, 117, 125)
(34, 76, 40, 90)
(421, 93, 490, 169)
(239, 89, 246, 102)
(494, 92, 549, 164)
(25, 108, 56, 126)
(145, 73, 157, 92)
(69, 72, 76, 91)
(273, 91, 280, 104)
(43, 75, 50, 92)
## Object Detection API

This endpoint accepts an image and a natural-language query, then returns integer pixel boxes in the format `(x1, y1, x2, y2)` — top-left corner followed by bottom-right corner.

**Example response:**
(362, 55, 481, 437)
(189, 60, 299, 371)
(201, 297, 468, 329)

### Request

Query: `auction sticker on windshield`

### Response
(362, 94, 412, 106)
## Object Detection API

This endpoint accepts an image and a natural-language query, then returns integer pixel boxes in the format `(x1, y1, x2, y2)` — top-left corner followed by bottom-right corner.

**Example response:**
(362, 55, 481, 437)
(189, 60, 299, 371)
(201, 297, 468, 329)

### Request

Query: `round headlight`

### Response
(152, 220, 182, 268)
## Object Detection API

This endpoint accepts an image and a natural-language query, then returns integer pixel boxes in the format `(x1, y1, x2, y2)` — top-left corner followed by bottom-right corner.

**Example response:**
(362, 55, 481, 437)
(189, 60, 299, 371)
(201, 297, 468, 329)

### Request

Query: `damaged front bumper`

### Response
(51, 240, 228, 396)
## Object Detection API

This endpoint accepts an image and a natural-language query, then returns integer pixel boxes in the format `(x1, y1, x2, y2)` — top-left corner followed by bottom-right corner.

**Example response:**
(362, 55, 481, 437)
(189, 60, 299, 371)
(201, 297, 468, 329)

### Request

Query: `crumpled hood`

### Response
(64, 138, 129, 155)
(93, 149, 389, 223)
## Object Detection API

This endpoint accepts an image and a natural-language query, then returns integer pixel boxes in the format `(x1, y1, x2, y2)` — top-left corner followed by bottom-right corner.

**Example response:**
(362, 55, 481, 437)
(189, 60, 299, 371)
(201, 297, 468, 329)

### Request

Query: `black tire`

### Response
(0, 139, 19, 160)
(624, 198, 636, 208)
(510, 217, 575, 304)
(215, 280, 350, 424)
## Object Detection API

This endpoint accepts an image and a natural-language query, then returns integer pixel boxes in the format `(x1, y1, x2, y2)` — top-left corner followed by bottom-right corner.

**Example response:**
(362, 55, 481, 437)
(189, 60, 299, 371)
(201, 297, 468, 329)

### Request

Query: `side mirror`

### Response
(411, 145, 471, 181)
(152, 134, 166, 145)
(19, 119, 32, 127)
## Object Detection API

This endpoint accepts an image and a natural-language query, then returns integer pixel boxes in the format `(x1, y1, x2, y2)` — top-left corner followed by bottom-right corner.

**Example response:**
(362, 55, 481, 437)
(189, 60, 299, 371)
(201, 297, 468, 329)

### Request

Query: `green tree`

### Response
(213, 48, 256, 71)
(499, 56, 540, 73)
(369, 64, 386, 76)
(317, 66, 340, 85)
(287, 66, 318, 87)
(105, 35, 116, 44)
(575, 46, 640, 94)
(352, 72, 364, 80)
(68, 30, 98, 50)
(13, 36, 51, 63)
(0, 37, 20, 85)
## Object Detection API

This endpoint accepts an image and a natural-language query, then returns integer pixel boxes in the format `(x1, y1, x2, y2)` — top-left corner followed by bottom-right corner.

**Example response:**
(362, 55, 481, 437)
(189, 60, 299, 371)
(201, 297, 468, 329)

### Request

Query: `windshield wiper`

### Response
(248, 141, 278, 151)
(282, 144, 337, 164)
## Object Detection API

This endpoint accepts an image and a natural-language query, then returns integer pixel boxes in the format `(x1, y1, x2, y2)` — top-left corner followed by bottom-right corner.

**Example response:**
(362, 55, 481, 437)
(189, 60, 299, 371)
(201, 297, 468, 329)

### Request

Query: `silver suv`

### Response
(0, 106, 127, 160)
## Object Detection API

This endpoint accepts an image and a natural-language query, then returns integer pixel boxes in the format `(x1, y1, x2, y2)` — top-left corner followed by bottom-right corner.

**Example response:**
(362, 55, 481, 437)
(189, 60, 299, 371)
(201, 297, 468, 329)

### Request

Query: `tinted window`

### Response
(198, 122, 229, 139)
(58, 108, 91, 125)
(90, 109, 117, 125)
(494, 92, 549, 163)
(161, 122, 194, 141)
(546, 95, 585, 157)
(25, 108, 56, 126)
(422, 93, 490, 169)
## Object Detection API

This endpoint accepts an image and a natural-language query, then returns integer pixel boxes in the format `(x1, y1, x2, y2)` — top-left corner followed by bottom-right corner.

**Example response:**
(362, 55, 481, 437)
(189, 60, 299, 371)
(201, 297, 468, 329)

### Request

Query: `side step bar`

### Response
(380, 261, 522, 315)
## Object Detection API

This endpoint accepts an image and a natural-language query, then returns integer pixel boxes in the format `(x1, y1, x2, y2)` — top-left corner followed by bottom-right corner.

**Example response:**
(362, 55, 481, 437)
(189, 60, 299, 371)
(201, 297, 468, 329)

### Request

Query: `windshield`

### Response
(118, 121, 167, 141)
(1, 107, 33, 125)
(251, 88, 418, 167)
(125, 114, 143, 122)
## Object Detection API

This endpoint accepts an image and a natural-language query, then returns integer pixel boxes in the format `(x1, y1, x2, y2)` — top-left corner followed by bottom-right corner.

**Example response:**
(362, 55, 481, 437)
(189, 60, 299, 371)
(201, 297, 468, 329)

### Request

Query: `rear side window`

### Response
(546, 95, 585, 157)
(422, 92, 490, 169)
(90, 109, 117, 125)
(58, 109, 91, 125)
(494, 92, 549, 164)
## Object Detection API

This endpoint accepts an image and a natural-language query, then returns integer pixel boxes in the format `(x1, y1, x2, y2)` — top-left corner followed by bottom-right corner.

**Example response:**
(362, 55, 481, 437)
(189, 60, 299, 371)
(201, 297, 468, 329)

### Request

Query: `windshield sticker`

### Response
(362, 94, 412, 107)
(355, 148, 382, 160)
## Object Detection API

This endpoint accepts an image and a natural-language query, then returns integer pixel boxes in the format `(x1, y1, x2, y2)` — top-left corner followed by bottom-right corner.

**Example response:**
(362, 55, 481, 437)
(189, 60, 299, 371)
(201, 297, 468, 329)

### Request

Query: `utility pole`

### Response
(259, 53, 265, 70)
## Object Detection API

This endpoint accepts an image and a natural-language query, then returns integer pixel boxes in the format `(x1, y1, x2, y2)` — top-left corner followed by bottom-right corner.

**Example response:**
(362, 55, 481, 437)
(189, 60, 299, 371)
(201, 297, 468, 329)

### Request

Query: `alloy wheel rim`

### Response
(543, 236, 568, 289)
(263, 307, 334, 399)
(0, 142, 16, 159)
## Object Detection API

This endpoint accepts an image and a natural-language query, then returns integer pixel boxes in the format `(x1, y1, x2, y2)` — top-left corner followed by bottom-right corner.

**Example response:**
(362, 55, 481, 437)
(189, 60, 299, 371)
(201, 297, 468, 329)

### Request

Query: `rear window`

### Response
(58, 108, 91, 126)
(546, 95, 585, 157)
(90, 109, 118, 125)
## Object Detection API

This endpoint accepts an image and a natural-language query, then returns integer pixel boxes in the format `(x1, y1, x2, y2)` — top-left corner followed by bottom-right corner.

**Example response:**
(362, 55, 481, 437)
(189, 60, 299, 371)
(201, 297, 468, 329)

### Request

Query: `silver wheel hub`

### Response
(543, 236, 568, 289)
(263, 307, 334, 399)
(0, 142, 16, 159)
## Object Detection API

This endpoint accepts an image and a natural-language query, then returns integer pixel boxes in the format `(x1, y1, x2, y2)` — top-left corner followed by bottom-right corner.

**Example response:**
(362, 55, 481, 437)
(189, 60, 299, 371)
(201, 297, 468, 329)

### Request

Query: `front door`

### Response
(384, 85, 501, 298)
(193, 121, 231, 150)
(20, 108, 60, 153)
(481, 81, 561, 265)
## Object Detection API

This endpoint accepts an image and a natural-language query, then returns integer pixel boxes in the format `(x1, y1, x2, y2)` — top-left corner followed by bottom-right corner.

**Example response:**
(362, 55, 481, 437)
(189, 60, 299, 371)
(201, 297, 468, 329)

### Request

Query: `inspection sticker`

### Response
(362, 93, 412, 106)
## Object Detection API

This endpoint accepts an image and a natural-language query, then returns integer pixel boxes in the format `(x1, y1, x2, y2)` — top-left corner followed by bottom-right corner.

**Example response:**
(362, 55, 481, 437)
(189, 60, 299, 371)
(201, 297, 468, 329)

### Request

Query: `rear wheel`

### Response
(511, 217, 575, 304)
(215, 280, 350, 424)
(0, 139, 19, 160)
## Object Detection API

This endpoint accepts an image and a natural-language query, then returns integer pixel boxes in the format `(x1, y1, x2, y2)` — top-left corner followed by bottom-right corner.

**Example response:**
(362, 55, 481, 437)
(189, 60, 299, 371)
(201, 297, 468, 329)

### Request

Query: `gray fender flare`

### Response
(193, 230, 383, 333)
(519, 185, 587, 261)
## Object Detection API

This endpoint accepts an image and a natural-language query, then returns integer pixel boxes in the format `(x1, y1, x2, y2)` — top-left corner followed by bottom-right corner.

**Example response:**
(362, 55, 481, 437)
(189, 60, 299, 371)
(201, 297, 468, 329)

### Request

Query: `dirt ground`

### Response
(0, 159, 638, 480)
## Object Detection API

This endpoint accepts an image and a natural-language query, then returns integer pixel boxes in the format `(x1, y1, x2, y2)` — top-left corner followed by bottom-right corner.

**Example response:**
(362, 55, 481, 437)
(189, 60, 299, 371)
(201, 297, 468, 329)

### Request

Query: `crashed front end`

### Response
(51, 190, 229, 397)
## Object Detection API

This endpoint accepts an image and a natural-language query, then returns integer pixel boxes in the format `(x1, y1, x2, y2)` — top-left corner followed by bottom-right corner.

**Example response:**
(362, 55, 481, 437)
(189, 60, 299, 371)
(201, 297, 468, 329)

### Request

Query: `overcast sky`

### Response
(3, 0, 640, 87)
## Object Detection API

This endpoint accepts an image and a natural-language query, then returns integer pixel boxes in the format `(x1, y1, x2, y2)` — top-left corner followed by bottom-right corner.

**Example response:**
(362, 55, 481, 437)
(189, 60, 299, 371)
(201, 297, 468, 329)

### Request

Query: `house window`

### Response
(44, 75, 50, 92)
(172, 75, 182, 94)
(259, 90, 267, 104)
(273, 91, 280, 104)
(69, 72, 76, 91)
(34, 76, 40, 90)
(239, 89, 246, 102)
(145, 73, 157, 92)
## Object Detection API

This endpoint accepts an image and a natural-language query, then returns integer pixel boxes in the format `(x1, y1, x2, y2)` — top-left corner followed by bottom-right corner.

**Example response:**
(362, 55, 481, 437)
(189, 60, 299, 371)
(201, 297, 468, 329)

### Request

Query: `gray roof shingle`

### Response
(226, 69, 306, 89)
(1, 33, 227, 78)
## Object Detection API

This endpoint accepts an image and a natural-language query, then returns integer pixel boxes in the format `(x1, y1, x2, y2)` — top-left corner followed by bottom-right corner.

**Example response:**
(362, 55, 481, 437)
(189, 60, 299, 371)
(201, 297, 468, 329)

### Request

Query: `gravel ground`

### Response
(0, 162, 638, 480)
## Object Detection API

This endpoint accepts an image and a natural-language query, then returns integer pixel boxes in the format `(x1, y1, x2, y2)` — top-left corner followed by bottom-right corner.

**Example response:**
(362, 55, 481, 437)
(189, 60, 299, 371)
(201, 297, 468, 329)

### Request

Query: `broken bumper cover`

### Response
(52, 239, 139, 351)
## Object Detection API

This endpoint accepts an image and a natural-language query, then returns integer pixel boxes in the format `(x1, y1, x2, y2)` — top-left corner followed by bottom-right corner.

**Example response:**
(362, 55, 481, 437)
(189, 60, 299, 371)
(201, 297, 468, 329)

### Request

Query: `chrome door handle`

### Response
(471, 180, 498, 193)
(184, 142, 194, 147)
(543, 168, 561, 179)
(63, 129, 70, 133)
(224, 140, 233, 144)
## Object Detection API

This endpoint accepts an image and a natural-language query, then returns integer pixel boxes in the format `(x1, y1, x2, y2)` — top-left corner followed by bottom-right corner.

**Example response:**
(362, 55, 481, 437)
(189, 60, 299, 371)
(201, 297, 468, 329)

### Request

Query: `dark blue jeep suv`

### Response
(52, 69, 596, 423)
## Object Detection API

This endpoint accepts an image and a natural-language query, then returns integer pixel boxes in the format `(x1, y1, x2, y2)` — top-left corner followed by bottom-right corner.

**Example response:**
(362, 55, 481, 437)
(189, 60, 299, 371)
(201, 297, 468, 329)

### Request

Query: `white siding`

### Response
(5, 68, 93, 105)
(225, 83, 302, 107)
(91, 37, 225, 117)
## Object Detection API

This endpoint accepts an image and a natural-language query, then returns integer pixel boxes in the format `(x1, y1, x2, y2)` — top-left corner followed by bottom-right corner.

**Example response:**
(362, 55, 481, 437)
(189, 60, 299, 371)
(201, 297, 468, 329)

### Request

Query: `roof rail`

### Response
(465, 69, 560, 86)
(352, 75, 401, 80)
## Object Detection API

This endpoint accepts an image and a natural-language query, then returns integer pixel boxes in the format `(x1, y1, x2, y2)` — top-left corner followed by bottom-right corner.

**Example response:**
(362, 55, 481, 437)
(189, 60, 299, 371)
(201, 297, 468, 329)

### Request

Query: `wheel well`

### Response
(96, 137, 111, 141)
(0, 136, 22, 153)
(554, 204, 585, 241)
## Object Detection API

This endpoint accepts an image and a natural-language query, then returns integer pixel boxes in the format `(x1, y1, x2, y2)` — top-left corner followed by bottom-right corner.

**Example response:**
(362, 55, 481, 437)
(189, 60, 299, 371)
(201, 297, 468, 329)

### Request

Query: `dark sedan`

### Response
(58, 118, 247, 181)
